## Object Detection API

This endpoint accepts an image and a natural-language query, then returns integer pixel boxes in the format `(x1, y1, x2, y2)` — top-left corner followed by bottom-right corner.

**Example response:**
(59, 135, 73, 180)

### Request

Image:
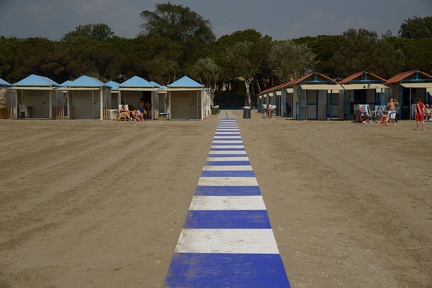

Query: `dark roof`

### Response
(338, 71, 386, 84)
(385, 70, 432, 84)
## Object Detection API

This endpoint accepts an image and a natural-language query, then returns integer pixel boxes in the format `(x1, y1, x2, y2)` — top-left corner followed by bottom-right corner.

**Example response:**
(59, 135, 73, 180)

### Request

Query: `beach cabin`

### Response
(0, 78, 13, 119)
(106, 80, 120, 109)
(166, 76, 205, 120)
(280, 82, 294, 117)
(118, 76, 159, 119)
(339, 71, 388, 120)
(292, 72, 343, 120)
(12, 74, 63, 119)
(257, 82, 294, 117)
(385, 70, 432, 119)
(63, 75, 111, 120)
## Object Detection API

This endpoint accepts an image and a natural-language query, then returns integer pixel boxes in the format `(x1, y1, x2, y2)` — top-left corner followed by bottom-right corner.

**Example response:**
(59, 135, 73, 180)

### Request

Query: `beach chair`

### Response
(372, 105, 386, 121)
(117, 104, 130, 121)
(353, 104, 371, 123)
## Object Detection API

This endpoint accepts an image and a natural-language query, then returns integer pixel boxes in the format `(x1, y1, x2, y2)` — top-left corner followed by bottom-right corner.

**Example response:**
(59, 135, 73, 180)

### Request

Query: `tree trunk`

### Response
(244, 77, 253, 107)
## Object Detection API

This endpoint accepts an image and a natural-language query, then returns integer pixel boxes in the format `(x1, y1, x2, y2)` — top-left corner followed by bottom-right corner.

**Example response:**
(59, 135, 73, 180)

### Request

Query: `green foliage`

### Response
(62, 23, 114, 41)
(191, 58, 220, 87)
(331, 28, 404, 78)
(294, 35, 341, 77)
(1, 10, 432, 99)
(399, 16, 432, 38)
(140, 2, 215, 43)
(269, 40, 317, 82)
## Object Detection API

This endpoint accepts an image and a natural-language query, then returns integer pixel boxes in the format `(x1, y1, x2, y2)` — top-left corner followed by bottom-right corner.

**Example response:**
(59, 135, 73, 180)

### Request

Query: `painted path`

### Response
(164, 112, 290, 287)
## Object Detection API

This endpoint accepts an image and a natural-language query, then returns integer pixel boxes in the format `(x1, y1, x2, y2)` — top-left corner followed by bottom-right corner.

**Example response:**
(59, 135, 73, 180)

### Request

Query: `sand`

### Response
(0, 111, 431, 287)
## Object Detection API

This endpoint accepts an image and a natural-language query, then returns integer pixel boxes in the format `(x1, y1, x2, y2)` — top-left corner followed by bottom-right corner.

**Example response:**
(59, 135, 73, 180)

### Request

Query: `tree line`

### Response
(0, 3, 431, 104)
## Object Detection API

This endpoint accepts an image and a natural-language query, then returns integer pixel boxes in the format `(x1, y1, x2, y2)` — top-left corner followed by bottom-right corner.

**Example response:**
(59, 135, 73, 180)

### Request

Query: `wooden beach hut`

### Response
(63, 75, 111, 120)
(291, 72, 343, 120)
(339, 71, 388, 120)
(385, 70, 432, 119)
(118, 76, 159, 119)
(0, 78, 12, 119)
(106, 80, 120, 109)
(166, 76, 205, 120)
(12, 74, 63, 119)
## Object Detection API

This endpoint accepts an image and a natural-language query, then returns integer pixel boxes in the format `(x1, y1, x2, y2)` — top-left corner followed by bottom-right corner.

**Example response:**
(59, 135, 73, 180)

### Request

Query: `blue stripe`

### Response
(201, 171, 255, 177)
(205, 161, 250, 166)
(195, 186, 262, 196)
(213, 138, 242, 141)
(184, 210, 271, 229)
(164, 117, 290, 287)
(164, 253, 290, 288)
(210, 148, 245, 151)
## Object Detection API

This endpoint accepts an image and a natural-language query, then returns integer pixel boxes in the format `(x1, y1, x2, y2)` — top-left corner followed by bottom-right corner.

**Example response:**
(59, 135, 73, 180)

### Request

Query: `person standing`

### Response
(415, 97, 426, 130)
(144, 100, 152, 120)
(387, 97, 399, 125)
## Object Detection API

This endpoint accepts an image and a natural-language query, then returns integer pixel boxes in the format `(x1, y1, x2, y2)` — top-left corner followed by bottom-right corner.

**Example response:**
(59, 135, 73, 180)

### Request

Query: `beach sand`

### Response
(0, 111, 431, 287)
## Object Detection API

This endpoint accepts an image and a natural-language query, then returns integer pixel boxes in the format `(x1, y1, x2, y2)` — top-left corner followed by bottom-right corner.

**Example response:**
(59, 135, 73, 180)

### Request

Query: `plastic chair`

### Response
(19, 104, 29, 118)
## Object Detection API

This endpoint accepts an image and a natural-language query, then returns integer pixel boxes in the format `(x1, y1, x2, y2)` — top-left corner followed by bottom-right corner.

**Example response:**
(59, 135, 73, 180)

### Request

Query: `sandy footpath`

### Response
(0, 111, 431, 287)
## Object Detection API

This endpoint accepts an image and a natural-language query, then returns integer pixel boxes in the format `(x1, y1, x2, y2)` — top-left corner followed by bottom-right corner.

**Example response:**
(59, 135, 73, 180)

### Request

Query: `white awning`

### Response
(118, 87, 159, 92)
(61, 87, 103, 91)
(400, 83, 432, 89)
(341, 83, 388, 90)
(300, 84, 343, 91)
(13, 87, 59, 90)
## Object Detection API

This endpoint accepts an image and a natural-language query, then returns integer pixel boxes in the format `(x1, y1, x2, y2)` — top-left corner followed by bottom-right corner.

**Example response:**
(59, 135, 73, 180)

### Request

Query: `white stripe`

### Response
(203, 165, 252, 171)
(198, 177, 258, 186)
(174, 229, 279, 254)
(214, 137, 242, 140)
(207, 157, 249, 161)
(211, 145, 245, 149)
(212, 140, 243, 144)
(207, 151, 246, 155)
(189, 195, 266, 210)
(215, 132, 240, 134)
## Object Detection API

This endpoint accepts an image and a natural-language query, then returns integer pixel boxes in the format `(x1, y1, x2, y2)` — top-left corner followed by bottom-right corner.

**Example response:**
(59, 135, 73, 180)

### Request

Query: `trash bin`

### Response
(212, 106, 217, 115)
(215, 105, 219, 114)
(243, 106, 251, 119)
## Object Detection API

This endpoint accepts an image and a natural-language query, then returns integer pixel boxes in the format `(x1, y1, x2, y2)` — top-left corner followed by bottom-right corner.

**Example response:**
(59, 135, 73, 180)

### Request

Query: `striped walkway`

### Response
(164, 113, 290, 287)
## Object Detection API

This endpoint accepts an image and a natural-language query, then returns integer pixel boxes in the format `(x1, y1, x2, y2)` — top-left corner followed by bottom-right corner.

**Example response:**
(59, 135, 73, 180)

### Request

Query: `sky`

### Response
(0, 0, 431, 41)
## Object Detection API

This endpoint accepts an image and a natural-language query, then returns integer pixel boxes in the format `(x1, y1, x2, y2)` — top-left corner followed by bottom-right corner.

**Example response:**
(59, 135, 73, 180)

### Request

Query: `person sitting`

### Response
(265, 103, 274, 118)
(133, 109, 144, 121)
(359, 106, 371, 123)
(373, 106, 384, 122)
(117, 105, 131, 121)
(376, 111, 389, 125)
(425, 104, 432, 122)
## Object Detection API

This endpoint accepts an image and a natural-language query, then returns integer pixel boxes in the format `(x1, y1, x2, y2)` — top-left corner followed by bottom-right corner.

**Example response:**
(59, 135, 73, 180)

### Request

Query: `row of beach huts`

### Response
(0, 74, 212, 120)
(257, 70, 432, 120)
(1, 69, 432, 121)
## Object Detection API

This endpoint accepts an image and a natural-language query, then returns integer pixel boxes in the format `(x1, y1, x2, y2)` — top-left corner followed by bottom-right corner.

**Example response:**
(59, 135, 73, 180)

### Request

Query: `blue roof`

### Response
(150, 81, 162, 88)
(14, 74, 61, 87)
(106, 80, 120, 90)
(69, 75, 110, 87)
(61, 80, 73, 87)
(168, 76, 203, 88)
(120, 76, 155, 88)
(0, 78, 12, 87)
